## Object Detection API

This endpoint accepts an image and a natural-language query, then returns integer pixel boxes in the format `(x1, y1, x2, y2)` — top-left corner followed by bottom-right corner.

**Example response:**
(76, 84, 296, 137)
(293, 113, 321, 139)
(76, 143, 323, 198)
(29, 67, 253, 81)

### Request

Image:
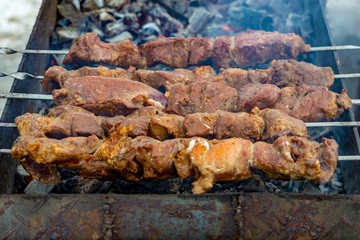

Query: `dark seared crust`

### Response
(63, 32, 146, 68)
(252, 136, 338, 183)
(52, 76, 167, 116)
(63, 31, 310, 69)
(44, 60, 333, 93)
(11, 127, 338, 193)
(165, 81, 238, 116)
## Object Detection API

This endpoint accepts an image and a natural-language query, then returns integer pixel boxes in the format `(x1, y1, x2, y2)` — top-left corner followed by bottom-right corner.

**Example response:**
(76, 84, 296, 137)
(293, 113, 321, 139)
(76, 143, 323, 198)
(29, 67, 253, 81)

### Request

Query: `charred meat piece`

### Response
(91, 126, 141, 181)
(175, 138, 254, 194)
(42, 65, 134, 93)
(43, 60, 333, 93)
(212, 30, 310, 68)
(11, 125, 338, 193)
(53, 76, 167, 116)
(63, 31, 310, 69)
(166, 81, 351, 121)
(237, 83, 280, 111)
(11, 135, 102, 183)
(14, 106, 163, 139)
(252, 136, 338, 183)
(63, 32, 146, 68)
(131, 136, 185, 180)
(274, 85, 352, 122)
(259, 108, 308, 142)
(166, 81, 238, 116)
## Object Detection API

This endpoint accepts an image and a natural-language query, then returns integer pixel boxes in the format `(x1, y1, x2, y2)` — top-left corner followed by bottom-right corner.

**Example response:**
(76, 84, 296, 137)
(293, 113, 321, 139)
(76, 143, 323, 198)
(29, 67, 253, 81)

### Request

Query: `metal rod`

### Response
(0, 146, 356, 161)
(0, 72, 43, 80)
(0, 47, 68, 55)
(306, 122, 360, 127)
(310, 45, 360, 51)
(334, 73, 360, 79)
(0, 123, 16, 127)
(1, 45, 360, 56)
(338, 155, 360, 161)
(1, 70, 360, 81)
(0, 93, 53, 100)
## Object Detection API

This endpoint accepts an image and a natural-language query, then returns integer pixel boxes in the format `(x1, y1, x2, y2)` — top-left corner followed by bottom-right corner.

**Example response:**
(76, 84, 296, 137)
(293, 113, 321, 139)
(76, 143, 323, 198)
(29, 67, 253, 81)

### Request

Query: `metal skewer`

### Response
(1, 71, 360, 81)
(0, 93, 53, 100)
(0, 147, 356, 160)
(1, 45, 360, 56)
(0, 47, 69, 55)
(310, 45, 360, 51)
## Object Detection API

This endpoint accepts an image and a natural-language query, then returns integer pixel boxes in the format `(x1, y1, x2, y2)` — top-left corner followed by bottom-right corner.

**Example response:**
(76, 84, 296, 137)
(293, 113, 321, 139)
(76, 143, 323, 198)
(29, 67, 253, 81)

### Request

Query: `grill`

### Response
(0, 0, 360, 238)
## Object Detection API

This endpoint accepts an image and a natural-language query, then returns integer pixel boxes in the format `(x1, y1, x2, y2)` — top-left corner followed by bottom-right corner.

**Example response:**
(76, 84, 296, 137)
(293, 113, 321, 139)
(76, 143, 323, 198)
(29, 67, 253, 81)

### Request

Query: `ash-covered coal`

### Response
(52, 0, 316, 49)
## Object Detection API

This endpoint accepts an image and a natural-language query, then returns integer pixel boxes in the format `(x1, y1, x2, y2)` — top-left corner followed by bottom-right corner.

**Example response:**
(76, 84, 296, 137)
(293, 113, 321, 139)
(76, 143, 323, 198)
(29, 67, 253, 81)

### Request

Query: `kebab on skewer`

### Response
(11, 125, 338, 194)
(42, 59, 334, 93)
(63, 31, 310, 69)
(14, 105, 308, 143)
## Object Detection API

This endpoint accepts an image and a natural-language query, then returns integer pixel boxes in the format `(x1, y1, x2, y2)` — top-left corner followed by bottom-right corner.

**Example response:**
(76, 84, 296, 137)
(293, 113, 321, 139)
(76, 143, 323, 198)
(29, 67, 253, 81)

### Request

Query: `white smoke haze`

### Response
(325, 0, 360, 101)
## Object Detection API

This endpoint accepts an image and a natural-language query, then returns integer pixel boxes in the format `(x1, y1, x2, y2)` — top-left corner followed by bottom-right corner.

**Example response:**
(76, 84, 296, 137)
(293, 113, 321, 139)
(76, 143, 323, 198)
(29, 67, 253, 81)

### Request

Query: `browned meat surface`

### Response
(274, 85, 352, 122)
(175, 138, 254, 194)
(42, 65, 133, 93)
(212, 31, 310, 68)
(259, 108, 308, 142)
(43, 60, 333, 93)
(131, 136, 185, 180)
(166, 81, 238, 115)
(252, 136, 338, 183)
(91, 126, 141, 181)
(238, 83, 280, 111)
(53, 76, 167, 116)
(63, 31, 310, 69)
(63, 32, 146, 68)
(14, 105, 164, 139)
(268, 59, 334, 88)
(166, 81, 351, 121)
(11, 125, 338, 193)
(149, 114, 186, 140)
(11, 135, 102, 183)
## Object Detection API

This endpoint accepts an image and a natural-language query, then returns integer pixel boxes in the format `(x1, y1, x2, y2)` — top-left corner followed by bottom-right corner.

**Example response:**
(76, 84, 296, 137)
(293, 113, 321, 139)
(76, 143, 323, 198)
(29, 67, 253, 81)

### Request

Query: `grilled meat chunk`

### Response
(53, 76, 167, 116)
(175, 138, 254, 194)
(63, 32, 146, 68)
(274, 85, 352, 122)
(252, 136, 338, 183)
(166, 81, 239, 115)
(42, 65, 133, 93)
(166, 82, 351, 121)
(43, 60, 333, 93)
(11, 125, 338, 193)
(63, 31, 310, 69)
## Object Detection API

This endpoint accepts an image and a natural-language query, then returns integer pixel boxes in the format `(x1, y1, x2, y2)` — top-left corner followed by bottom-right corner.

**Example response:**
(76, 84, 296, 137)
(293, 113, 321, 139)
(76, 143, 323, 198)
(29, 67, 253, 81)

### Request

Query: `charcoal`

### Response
(303, 181, 321, 194)
(268, 0, 289, 16)
(105, 0, 127, 8)
(288, 180, 304, 193)
(98, 10, 116, 22)
(141, 22, 161, 42)
(57, 1, 82, 27)
(105, 31, 133, 42)
(72, 0, 81, 11)
(228, 6, 273, 31)
(75, 178, 106, 193)
(24, 180, 55, 194)
(105, 21, 126, 37)
(243, 175, 266, 192)
(57, 27, 80, 40)
(187, 8, 211, 34)
(16, 165, 30, 177)
(83, 0, 104, 11)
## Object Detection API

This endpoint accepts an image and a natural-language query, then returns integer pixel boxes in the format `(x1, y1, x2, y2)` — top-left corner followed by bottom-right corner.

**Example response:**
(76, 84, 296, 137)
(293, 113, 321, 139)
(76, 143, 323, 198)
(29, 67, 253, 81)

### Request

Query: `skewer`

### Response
(0, 147, 356, 161)
(1, 71, 360, 81)
(0, 93, 53, 100)
(1, 121, 360, 128)
(1, 45, 360, 56)
(0, 47, 68, 55)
